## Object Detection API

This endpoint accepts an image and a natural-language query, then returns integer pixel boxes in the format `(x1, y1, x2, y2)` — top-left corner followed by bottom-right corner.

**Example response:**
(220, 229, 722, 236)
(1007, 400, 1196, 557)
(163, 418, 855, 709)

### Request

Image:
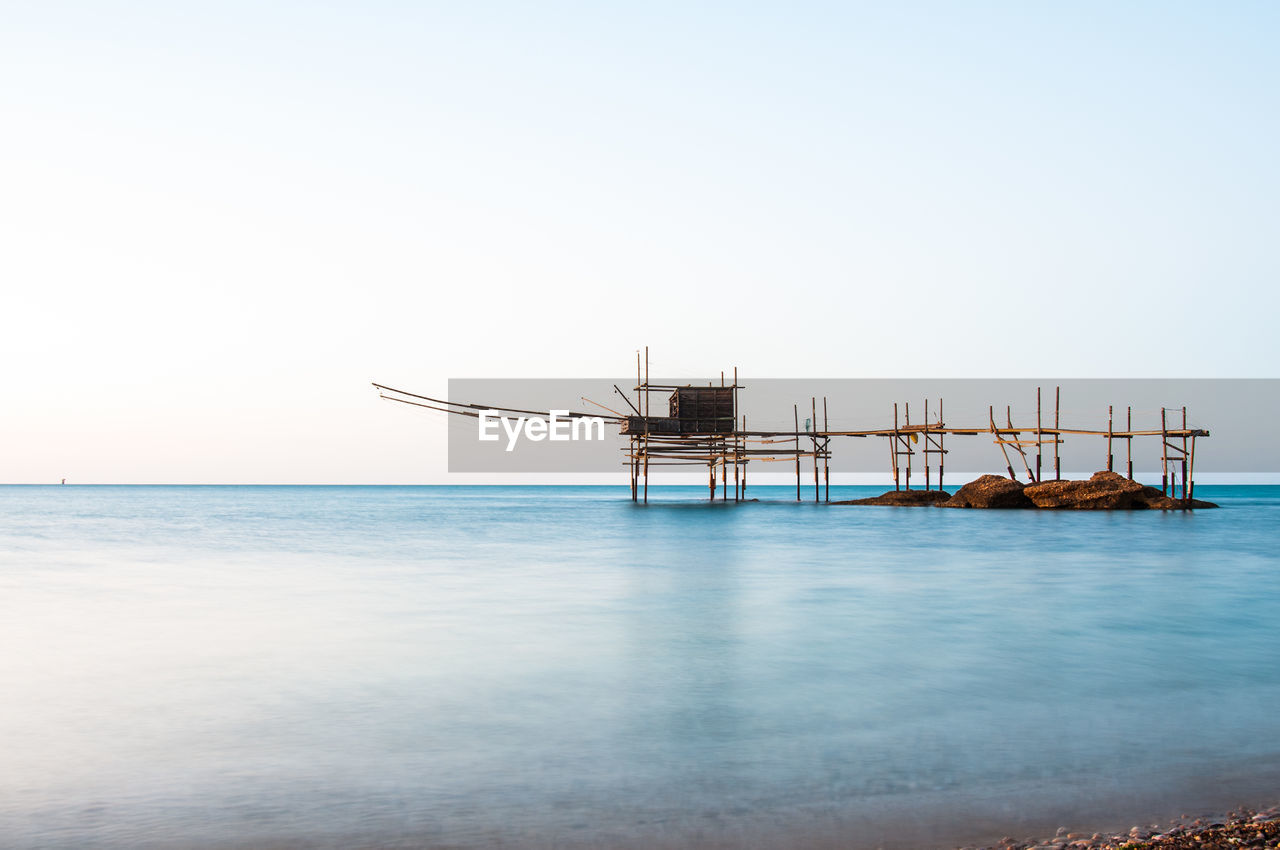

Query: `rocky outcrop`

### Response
(939, 474, 1033, 509)
(1024, 471, 1218, 510)
(833, 472, 1217, 510)
(1138, 488, 1218, 510)
(1024, 470, 1145, 509)
(833, 489, 951, 506)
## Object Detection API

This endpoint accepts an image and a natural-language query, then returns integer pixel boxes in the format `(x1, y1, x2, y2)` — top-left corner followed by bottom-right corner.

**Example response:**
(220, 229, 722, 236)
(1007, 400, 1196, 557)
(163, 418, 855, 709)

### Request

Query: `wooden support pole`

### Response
(939, 398, 945, 490)
(643, 346, 649, 504)
(1182, 407, 1189, 504)
(1036, 387, 1042, 484)
(993, 405, 1016, 480)
(722, 439, 728, 502)
(636, 353, 643, 490)
(1161, 408, 1169, 496)
(893, 403, 900, 491)
(737, 435, 747, 501)
(823, 397, 830, 503)
(926, 399, 936, 491)
(1182, 435, 1192, 501)
(1126, 407, 1133, 480)
(812, 397, 819, 503)
(643, 433, 649, 504)
(794, 404, 801, 501)
(905, 402, 912, 490)
(734, 367, 740, 503)
(1008, 406, 1032, 481)
(1054, 387, 1061, 481)
(1107, 405, 1114, 473)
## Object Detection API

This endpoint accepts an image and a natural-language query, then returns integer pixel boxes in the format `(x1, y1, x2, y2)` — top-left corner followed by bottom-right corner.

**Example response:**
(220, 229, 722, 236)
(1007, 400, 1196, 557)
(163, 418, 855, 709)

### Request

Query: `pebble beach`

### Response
(967, 804, 1280, 850)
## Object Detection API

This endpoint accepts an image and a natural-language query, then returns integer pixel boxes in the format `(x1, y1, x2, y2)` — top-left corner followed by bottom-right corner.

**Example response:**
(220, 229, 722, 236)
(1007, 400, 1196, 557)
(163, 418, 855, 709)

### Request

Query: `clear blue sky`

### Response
(2, 2, 1276, 482)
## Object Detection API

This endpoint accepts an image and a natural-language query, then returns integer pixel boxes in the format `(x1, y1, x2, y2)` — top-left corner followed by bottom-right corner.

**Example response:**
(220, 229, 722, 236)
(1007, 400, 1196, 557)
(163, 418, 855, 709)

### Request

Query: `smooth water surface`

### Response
(1, 485, 1278, 848)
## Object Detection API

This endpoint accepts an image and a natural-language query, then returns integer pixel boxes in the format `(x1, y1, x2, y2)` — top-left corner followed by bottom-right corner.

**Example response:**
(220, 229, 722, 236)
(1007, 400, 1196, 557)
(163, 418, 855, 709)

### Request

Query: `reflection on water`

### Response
(0, 485, 1278, 849)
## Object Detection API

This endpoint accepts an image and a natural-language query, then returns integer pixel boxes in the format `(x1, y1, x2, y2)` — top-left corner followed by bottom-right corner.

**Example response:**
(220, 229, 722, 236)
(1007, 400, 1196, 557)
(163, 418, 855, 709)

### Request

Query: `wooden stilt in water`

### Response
(811, 397, 819, 503)
(905, 402, 912, 490)
(737, 366, 747, 501)
(938, 398, 945, 491)
(721, 438, 728, 501)
(1182, 435, 1192, 501)
(1161, 408, 1169, 496)
(1181, 407, 1189, 504)
(733, 436, 740, 503)
(794, 404, 801, 501)
(633, 352, 642, 503)
(642, 434, 649, 504)
(643, 347, 649, 504)
(822, 397, 830, 503)
(892, 403, 901, 491)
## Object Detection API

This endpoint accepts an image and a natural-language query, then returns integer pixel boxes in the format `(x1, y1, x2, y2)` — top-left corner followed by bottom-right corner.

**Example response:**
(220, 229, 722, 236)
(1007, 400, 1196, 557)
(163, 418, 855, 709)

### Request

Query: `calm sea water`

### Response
(1, 485, 1278, 849)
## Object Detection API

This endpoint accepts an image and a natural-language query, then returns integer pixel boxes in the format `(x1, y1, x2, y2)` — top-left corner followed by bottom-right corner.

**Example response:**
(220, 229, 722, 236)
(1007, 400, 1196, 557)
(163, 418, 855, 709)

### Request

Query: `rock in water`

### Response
(833, 472, 1218, 510)
(940, 474, 1033, 509)
(1134, 484, 1219, 510)
(1024, 470, 1145, 509)
(1024, 470, 1218, 509)
(832, 489, 951, 506)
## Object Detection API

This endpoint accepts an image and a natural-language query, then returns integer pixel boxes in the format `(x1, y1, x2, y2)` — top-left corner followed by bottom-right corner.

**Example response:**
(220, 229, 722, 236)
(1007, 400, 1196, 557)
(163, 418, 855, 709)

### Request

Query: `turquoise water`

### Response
(1, 485, 1278, 849)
